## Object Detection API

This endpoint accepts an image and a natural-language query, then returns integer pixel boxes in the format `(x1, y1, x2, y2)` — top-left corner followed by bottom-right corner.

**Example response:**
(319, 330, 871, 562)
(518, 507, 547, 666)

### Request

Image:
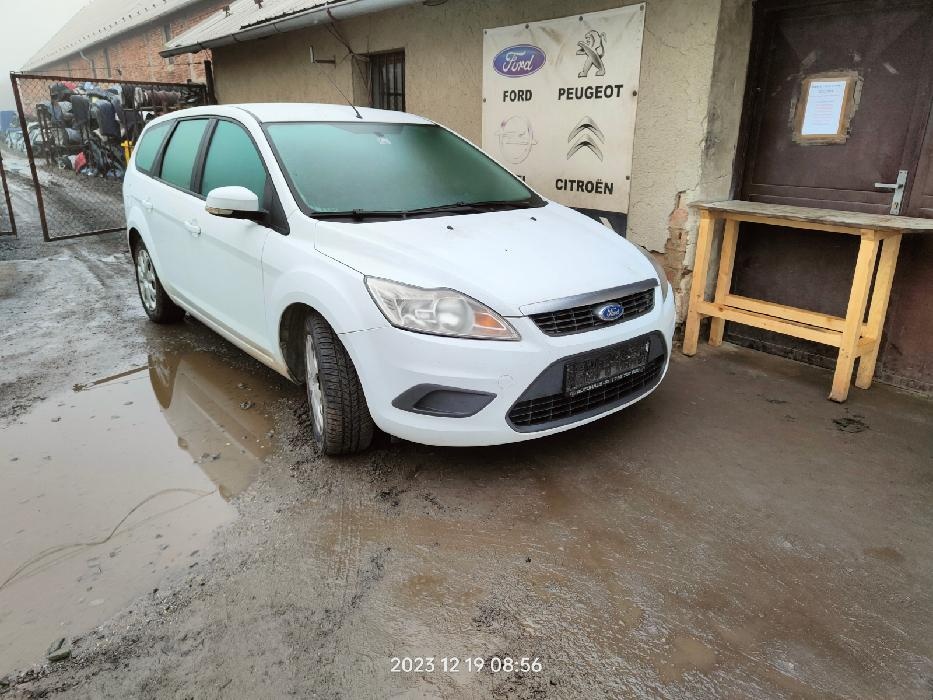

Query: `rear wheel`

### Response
(133, 242, 184, 323)
(304, 313, 375, 455)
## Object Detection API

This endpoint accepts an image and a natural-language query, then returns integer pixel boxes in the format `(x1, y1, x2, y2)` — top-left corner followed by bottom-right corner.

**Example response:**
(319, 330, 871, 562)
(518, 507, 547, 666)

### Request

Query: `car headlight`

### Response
(365, 277, 520, 341)
(636, 245, 671, 302)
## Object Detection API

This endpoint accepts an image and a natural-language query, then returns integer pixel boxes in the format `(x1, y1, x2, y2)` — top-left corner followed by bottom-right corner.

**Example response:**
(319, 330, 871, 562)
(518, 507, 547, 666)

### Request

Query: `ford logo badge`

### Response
(493, 44, 547, 78)
(595, 303, 624, 322)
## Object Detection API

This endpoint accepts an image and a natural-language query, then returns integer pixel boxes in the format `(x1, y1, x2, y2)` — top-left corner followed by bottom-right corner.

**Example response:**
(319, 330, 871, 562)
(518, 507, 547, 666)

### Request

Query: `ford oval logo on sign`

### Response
(493, 44, 547, 78)
(595, 303, 624, 322)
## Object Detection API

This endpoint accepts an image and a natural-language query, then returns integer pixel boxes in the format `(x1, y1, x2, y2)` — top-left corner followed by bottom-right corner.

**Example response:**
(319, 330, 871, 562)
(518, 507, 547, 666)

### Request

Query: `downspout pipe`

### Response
(79, 49, 97, 79)
(160, 0, 422, 58)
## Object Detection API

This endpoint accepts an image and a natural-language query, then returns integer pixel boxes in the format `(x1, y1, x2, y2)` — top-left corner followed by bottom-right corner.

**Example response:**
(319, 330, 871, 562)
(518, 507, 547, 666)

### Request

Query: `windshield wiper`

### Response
(312, 198, 542, 221)
(313, 209, 410, 221)
(406, 199, 540, 215)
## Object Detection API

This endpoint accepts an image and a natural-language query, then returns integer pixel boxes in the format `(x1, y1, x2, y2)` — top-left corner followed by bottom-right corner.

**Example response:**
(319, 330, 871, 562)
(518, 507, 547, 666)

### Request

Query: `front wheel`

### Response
(304, 313, 375, 455)
(133, 241, 185, 323)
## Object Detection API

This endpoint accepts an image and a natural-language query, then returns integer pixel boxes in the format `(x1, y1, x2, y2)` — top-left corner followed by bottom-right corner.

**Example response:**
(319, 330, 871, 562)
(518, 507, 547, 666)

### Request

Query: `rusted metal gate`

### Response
(9, 72, 209, 242)
(0, 149, 14, 236)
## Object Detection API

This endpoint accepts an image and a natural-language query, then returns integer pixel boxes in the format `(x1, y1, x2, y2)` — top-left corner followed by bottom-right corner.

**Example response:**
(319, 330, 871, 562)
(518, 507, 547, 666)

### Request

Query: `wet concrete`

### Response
(253, 359, 933, 698)
(1, 225, 932, 698)
(0, 352, 284, 671)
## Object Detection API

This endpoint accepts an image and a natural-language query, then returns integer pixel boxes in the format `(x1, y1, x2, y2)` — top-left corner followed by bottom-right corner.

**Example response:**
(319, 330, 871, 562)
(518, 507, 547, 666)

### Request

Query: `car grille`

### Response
(508, 355, 665, 429)
(529, 288, 655, 336)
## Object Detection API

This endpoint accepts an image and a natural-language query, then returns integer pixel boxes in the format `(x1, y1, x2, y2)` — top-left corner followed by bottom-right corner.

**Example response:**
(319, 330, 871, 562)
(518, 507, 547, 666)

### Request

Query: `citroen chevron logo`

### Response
(567, 116, 605, 161)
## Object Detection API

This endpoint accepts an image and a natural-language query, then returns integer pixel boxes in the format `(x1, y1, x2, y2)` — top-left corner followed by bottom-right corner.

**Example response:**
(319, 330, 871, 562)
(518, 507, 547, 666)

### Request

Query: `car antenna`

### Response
(310, 47, 364, 120)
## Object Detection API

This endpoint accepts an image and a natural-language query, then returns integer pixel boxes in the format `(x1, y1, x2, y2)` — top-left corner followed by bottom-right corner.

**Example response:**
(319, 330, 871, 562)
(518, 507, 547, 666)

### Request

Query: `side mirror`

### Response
(205, 186, 265, 222)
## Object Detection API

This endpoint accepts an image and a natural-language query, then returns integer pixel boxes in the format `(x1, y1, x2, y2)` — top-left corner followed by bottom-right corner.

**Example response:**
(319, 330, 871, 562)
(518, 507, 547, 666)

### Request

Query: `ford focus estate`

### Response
(125, 104, 675, 454)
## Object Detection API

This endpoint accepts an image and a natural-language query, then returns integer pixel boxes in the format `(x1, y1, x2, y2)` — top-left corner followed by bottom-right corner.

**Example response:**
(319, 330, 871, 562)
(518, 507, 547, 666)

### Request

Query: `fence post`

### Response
(0, 148, 16, 236)
(9, 72, 50, 242)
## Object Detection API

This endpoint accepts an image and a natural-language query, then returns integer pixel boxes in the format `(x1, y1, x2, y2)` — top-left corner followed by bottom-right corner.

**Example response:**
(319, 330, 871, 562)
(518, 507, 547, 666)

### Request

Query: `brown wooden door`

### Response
(731, 0, 933, 391)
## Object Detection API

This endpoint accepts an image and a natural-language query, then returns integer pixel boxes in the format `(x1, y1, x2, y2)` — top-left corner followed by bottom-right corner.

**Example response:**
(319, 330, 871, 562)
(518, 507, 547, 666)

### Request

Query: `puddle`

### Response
(0, 351, 282, 672)
(146, 351, 278, 499)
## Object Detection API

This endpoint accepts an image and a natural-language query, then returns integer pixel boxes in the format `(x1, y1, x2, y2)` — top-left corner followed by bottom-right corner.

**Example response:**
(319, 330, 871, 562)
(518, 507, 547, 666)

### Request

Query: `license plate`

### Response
(564, 341, 649, 396)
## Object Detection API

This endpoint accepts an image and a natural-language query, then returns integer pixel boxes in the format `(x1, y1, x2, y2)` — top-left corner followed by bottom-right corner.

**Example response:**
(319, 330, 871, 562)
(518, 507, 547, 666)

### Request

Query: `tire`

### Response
(132, 240, 185, 324)
(304, 313, 375, 455)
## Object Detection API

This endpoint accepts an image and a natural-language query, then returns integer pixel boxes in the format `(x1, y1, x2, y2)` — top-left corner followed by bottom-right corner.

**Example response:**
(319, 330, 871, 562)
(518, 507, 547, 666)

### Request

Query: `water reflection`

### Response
(0, 351, 281, 672)
(148, 352, 277, 500)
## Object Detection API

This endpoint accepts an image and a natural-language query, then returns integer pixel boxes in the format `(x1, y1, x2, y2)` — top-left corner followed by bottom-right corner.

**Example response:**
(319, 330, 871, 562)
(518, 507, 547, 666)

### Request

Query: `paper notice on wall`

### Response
(800, 80, 848, 136)
(482, 6, 645, 226)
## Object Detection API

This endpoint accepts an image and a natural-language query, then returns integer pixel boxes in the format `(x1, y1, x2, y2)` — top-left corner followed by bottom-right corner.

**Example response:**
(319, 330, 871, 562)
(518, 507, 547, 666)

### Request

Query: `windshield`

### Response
(265, 122, 539, 216)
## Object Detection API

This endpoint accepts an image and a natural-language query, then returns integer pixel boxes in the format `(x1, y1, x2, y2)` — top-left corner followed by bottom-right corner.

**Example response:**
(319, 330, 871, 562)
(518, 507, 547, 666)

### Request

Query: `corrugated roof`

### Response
(23, 0, 208, 71)
(162, 0, 344, 56)
(162, 0, 416, 57)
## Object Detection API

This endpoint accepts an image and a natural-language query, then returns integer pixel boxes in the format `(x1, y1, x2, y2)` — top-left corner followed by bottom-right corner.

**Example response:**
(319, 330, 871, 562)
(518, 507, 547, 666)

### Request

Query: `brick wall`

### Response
(32, 0, 226, 84)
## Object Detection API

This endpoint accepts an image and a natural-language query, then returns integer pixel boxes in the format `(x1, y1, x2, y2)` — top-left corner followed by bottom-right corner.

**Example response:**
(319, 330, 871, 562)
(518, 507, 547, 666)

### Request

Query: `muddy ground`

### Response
(1, 182, 932, 698)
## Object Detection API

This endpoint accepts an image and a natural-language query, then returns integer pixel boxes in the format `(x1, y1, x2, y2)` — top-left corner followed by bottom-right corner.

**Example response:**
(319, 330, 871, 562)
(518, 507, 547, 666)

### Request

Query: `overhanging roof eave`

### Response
(160, 0, 422, 59)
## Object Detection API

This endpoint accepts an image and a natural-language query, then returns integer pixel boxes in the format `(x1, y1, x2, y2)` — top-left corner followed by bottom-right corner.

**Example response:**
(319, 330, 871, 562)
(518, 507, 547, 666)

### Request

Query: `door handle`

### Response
(873, 169, 908, 215)
(184, 220, 201, 237)
(141, 198, 153, 212)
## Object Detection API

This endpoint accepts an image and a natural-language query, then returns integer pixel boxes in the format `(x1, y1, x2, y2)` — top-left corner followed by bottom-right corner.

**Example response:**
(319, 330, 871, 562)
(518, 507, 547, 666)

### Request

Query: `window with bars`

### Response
(369, 51, 405, 111)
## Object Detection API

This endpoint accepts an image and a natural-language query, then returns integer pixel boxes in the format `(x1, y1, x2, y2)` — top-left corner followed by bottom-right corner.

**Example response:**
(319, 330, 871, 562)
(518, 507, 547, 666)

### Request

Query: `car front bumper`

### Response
(342, 289, 676, 446)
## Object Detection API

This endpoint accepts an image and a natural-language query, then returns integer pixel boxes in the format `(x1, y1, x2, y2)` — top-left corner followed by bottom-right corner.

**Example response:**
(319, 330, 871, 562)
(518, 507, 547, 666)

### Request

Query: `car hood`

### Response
(312, 202, 657, 316)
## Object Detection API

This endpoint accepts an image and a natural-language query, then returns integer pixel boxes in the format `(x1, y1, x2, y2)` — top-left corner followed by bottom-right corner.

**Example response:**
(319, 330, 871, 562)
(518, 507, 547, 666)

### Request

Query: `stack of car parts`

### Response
(8, 72, 209, 241)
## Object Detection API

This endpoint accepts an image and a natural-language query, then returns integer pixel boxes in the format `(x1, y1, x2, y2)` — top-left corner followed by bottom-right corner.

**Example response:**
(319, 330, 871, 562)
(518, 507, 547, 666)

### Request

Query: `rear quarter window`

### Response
(133, 121, 171, 174)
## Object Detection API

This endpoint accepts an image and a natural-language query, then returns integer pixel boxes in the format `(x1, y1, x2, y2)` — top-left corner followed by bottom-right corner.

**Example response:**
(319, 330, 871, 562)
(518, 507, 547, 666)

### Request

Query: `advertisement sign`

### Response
(482, 6, 645, 231)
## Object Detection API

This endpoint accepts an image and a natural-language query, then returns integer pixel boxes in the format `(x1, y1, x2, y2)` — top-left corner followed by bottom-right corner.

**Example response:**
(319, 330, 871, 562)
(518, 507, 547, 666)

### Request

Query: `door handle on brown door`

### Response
(873, 169, 908, 215)
(184, 220, 201, 237)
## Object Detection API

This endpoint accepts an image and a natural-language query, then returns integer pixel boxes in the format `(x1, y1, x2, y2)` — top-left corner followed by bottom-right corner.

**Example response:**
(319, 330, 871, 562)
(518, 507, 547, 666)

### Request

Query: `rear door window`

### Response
(159, 119, 209, 192)
(200, 120, 268, 202)
(134, 121, 171, 174)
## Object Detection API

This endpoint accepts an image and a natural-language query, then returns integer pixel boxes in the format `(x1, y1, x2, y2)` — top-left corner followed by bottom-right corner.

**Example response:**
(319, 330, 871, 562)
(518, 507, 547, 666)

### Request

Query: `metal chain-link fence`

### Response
(9, 72, 209, 241)
(0, 149, 14, 236)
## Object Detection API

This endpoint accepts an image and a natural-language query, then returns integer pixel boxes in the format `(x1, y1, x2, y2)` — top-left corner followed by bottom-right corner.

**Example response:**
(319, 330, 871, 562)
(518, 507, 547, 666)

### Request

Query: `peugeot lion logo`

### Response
(595, 302, 624, 322)
(577, 29, 607, 78)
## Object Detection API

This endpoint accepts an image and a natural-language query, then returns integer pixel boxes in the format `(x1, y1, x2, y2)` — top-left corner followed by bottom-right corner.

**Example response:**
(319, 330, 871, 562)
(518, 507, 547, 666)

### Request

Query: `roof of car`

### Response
(150, 103, 435, 126)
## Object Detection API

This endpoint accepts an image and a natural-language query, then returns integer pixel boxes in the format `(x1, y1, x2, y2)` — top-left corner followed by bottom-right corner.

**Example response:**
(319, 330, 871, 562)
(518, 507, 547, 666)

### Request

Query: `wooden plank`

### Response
(715, 213, 861, 235)
(709, 218, 739, 346)
(830, 232, 880, 402)
(690, 200, 933, 234)
(695, 301, 842, 347)
(855, 234, 902, 389)
(723, 294, 847, 332)
(682, 211, 715, 356)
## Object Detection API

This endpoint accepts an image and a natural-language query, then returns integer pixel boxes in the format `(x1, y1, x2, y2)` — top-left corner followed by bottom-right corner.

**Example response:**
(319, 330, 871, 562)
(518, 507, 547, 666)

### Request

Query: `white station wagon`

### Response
(125, 104, 675, 454)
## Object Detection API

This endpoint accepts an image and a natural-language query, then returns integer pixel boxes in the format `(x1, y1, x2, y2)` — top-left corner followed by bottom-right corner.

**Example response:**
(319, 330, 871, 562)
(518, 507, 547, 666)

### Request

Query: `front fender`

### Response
(265, 251, 389, 366)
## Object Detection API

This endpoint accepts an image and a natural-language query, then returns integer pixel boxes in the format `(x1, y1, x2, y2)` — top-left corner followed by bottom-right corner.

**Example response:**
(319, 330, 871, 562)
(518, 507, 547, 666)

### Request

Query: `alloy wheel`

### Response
(305, 333, 325, 435)
(136, 248, 157, 313)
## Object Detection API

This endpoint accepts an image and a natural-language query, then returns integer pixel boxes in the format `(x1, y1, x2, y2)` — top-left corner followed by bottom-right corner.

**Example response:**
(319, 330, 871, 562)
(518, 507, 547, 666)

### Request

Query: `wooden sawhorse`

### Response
(682, 200, 932, 402)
